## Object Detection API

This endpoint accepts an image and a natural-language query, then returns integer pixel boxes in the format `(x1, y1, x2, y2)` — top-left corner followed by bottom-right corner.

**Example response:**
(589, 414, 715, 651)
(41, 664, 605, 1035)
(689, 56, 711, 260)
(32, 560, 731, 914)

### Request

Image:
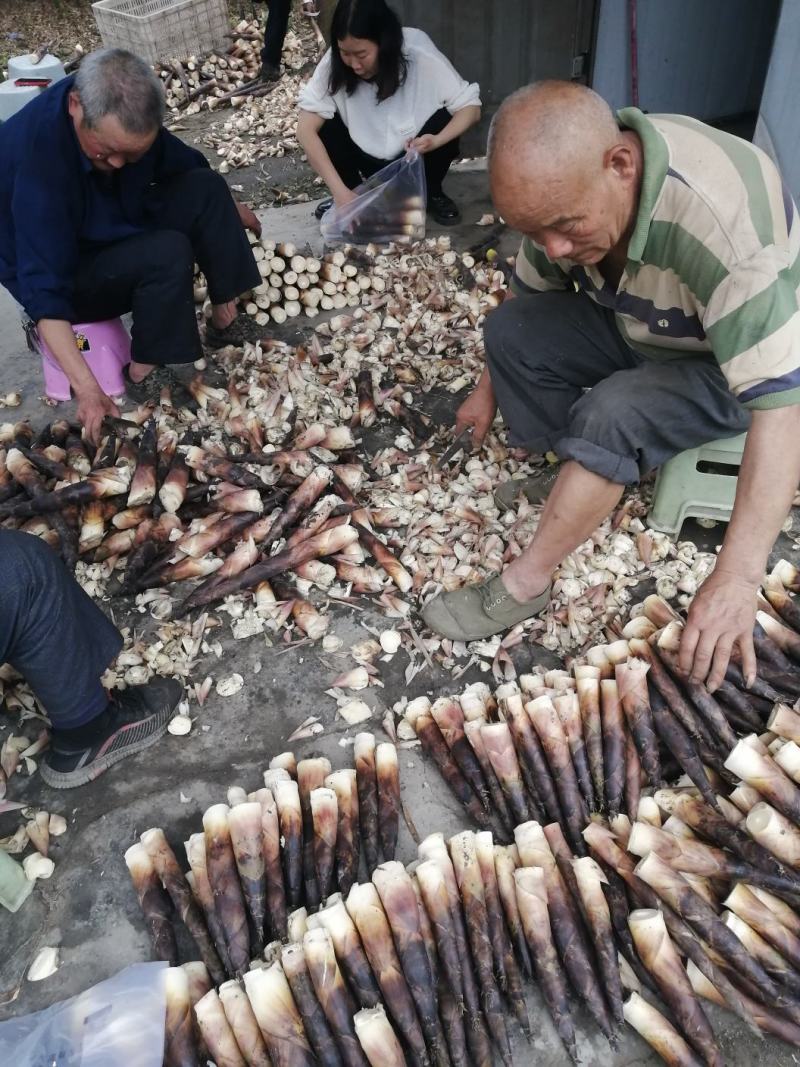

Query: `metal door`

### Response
(393, 0, 597, 154)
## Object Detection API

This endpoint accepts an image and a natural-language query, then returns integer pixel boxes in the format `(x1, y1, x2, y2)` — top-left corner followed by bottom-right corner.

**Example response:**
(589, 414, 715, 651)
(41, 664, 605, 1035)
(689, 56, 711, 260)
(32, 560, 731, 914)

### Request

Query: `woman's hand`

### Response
(334, 188, 358, 211)
(406, 133, 439, 155)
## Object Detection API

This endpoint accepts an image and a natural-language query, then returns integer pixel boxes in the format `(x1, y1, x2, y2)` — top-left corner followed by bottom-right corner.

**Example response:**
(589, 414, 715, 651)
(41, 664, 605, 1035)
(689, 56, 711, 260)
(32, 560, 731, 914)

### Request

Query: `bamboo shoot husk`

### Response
(274, 780, 304, 909)
(430, 696, 489, 810)
(353, 1006, 406, 1067)
(448, 831, 512, 1064)
(316, 897, 382, 1009)
(164, 966, 201, 1067)
(259, 790, 288, 940)
(226, 804, 267, 957)
(722, 910, 800, 996)
(575, 668, 605, 810)
(623, 992, 704, 1067)
(514, 821, 614, 1040)
(345, 881, 429, 1065)
(417, 833, 492, 1067)
(219, 979, 273, 1067)
(583, 821, 762, 1032)
(415, 859, 465, 1007)
(553, 690, 595, 811)
(375, 742, 400, 861)
(526, 694, 588, 850)
(749, 884, 800, 935)
(686, 959, 800, 1046)
(325, 769, 360, 897)
(492, 845, 533, 977)
(600, 679, 626, 817)
(203, 804, 251, 976)
(310, 787, 338, 901)
(354, 733, 379, 873)
(633, 850, 798, 1014)
(303, 927, 365, 1067)
(769, 703, 800, 745)
(746, 801, 800, 868)
(461, 722, 510, 826)
(280, 942, 343, 1067)
(514, 866, 578, 1064)
(480, 720, 531, 826)
(185, 833, 232, 974)
(655, 789, 799, 886)
(573, 856, 624, 1026)
(616, 658, 662, 789)
(373, 862, 444, 1060)
(125, 842, 178, 965)
(243, 962, 317, 1066)
(140, 827, 226, 983)
(194, 988, 246, 1067)
(725, 739, 800, 824)
(406, 698, 489, 826)
(648, 687, 718, 808)
(475, 831, 530, 1035)
(628, 908, 722, 1067)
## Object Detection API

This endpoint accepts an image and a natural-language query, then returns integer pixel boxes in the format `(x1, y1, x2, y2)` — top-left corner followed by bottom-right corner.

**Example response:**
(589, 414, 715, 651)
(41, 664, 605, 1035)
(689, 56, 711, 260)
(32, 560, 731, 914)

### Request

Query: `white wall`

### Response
(591, 0, 778, 118)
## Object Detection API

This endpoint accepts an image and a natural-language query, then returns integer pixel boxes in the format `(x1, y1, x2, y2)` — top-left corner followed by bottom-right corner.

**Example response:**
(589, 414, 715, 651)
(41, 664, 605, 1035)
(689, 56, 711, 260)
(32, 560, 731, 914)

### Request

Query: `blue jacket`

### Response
(0, 75, 209, 322)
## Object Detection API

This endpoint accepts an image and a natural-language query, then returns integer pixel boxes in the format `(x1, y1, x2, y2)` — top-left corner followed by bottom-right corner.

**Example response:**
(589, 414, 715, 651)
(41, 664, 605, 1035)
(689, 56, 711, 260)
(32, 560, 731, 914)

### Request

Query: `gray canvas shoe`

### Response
(421, 574, 551, 641)
(494, 465, 561, 510)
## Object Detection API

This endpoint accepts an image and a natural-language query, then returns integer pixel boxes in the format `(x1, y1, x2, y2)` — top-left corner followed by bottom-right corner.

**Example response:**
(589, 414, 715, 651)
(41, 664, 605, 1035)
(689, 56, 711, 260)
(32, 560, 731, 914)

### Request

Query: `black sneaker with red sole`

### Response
(39, 677, 182, 789)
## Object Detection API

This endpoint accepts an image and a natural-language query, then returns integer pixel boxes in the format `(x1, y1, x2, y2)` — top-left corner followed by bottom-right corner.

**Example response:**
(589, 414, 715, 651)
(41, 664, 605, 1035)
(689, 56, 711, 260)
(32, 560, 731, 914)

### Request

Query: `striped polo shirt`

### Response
(511, 107, 800, 409)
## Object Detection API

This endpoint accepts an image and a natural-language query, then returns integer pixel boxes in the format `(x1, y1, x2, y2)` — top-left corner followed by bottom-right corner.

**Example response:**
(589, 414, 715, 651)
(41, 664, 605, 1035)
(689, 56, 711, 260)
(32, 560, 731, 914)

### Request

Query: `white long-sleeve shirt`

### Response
(298, 28, 481, 160)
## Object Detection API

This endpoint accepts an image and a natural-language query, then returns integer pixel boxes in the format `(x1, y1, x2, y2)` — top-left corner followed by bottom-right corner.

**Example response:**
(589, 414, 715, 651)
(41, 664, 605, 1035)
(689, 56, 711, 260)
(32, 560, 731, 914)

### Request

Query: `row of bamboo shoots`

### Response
(406, 570, 800, 851)
(155, 800, 800, 1067)
(126, 737, 401, 986)
(209, 242, 391, 327)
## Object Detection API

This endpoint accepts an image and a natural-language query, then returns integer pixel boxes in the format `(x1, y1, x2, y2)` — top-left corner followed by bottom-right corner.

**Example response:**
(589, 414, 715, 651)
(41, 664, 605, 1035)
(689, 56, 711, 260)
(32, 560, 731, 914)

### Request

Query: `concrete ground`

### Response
(0, 168, 797, 1066)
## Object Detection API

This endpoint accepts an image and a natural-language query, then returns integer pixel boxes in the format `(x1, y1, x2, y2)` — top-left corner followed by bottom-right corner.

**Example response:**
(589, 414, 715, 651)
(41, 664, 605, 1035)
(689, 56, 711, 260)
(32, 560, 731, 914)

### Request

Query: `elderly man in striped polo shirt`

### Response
(423, 80, 800, 692)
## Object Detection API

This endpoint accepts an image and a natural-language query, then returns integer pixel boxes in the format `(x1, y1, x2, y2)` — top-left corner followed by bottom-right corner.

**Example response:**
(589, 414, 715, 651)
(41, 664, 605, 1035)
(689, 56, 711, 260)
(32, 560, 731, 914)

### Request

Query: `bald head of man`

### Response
(488, 81, 643, 266)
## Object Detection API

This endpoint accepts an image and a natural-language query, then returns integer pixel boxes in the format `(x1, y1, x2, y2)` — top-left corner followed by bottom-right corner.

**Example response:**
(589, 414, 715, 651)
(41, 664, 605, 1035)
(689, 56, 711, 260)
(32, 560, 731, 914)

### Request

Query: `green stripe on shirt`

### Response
(641, 221, 729, 305)
(661, 114, 776, 249)
(707, 258, 800, 364)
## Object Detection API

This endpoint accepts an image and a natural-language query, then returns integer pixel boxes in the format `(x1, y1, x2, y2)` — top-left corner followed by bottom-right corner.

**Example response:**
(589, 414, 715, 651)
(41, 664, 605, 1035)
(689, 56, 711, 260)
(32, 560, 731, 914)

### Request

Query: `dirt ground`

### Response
(3, 10, 800, 1067)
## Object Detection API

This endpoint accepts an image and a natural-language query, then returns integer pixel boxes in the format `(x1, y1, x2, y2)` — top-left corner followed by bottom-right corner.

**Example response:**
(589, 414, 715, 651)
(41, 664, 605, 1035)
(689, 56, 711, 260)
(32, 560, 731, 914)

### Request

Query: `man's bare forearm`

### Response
(717, 405, 800, 582)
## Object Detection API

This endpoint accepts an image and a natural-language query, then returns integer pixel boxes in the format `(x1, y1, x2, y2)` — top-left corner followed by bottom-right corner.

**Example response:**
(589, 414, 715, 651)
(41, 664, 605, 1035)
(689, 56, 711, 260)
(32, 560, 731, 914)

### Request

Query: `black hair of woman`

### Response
(329, 0, 409, 102)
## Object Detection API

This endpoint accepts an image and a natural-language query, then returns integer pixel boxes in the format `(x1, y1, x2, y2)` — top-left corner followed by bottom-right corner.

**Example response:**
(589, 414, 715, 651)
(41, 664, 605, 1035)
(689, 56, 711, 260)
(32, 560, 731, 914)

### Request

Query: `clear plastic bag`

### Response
(321, 149, 427, 246)
(0, 961, 167, 1067)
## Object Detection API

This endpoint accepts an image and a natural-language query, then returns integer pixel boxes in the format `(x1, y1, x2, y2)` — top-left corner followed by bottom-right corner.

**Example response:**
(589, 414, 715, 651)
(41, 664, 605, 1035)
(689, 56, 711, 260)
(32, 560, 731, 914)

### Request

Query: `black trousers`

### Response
(318, 109, 459, 196)
(0, 531, 123, 730)
(485, 292, 750, 484)
(261, 0, 292, 68)
(71, 168, 260, 366)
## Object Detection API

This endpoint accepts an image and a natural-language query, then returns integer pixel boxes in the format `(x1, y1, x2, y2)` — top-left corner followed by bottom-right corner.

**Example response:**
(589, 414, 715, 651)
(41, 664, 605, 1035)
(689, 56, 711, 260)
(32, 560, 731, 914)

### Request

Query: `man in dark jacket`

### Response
(0, 48, 263, 441)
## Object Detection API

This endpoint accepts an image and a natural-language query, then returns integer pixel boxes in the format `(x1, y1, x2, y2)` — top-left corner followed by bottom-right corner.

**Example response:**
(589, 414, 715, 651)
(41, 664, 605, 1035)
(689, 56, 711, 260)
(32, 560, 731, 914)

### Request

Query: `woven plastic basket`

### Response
(92, 0, 229, 64)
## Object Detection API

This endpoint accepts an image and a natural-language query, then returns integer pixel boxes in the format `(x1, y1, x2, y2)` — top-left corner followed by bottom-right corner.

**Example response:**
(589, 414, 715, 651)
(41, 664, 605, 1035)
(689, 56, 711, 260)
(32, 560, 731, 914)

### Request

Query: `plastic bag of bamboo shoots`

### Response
(321, 149, 427, 246)
(0, 961, 167, 1066)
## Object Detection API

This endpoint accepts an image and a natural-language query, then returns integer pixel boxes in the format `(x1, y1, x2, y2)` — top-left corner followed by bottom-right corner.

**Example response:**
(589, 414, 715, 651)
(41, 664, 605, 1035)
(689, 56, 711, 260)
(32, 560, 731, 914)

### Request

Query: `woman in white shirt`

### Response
(297, 0, 481, 225)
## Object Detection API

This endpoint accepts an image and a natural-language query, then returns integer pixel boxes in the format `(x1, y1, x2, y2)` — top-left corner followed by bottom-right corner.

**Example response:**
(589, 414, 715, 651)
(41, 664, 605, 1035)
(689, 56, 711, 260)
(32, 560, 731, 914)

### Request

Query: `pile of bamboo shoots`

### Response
(0, 396, 416, 620)
(126, 738, 401, 977)
(198, 242, 389, 327)
(399, 571, 800, 1062)
(156, 21, 308, 116)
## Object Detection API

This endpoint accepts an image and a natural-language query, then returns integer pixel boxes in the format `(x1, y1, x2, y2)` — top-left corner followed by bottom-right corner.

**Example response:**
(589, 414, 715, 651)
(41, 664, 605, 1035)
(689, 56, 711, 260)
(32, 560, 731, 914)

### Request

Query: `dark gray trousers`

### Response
(485, 291, 751, 484)
(0, 531, 122, 730)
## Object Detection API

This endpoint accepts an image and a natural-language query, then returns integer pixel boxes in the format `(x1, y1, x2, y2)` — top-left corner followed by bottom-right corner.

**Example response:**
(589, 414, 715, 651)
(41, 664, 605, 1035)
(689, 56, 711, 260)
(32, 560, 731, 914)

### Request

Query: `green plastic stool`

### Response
(647, 432, 748, 535)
